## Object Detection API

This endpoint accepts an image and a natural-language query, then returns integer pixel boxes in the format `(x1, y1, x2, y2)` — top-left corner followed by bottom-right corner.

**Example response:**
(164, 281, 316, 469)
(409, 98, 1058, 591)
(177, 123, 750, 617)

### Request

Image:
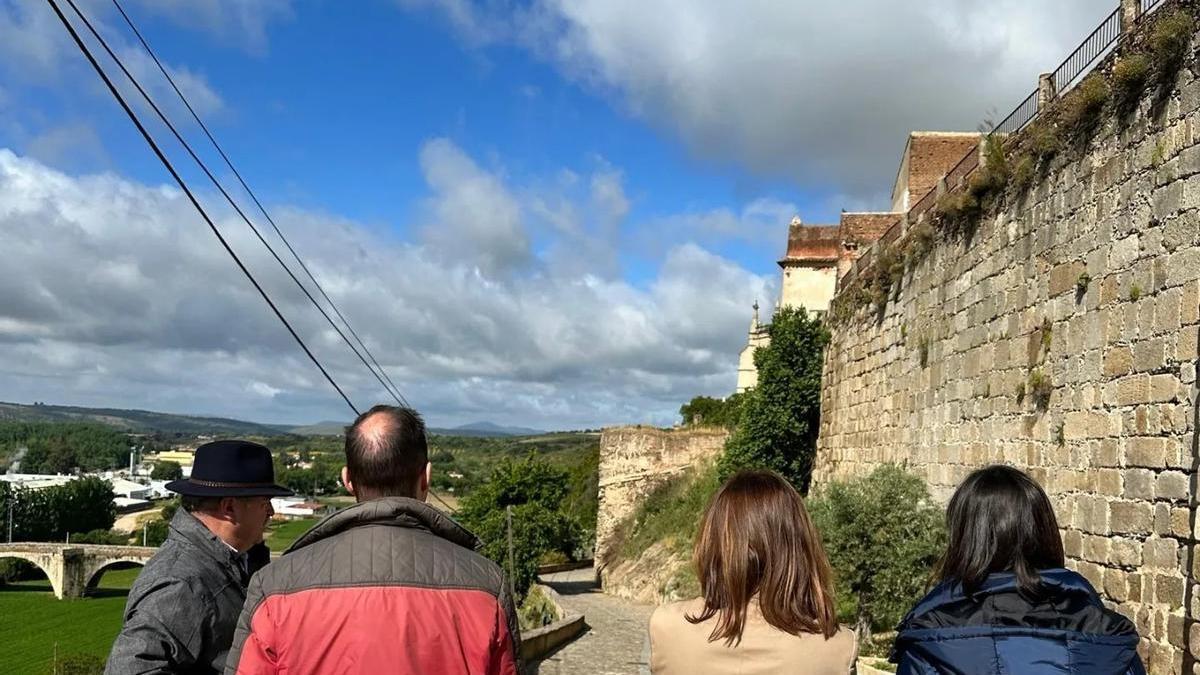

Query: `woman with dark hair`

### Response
(891, 465, 1146, 675)
(649, 470, 856, 674)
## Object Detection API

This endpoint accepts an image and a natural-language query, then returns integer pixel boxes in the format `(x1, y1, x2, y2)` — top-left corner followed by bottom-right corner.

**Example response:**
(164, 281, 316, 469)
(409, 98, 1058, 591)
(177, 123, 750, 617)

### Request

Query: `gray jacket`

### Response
(106, 509, 260, 675)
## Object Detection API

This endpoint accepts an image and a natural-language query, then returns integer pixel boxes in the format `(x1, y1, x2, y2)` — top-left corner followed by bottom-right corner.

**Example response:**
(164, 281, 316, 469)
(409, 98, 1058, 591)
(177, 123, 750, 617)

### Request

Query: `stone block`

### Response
(1145, 538, 1181, 569)
(1050, 261, 1087, 297)
(1115, 374, 1152, 406)
(1105, 346, 1134, 377)
(1166, 248, 1200, 287)
(1128, 437, 1170, 468)
(1112, 537, 1144, 567)
(1150, 374, 1182, 402)
(1124, 469, 1157, 500)
(1157, 472, 1190, 502)
(1134, 338, 1168, 372)
(1110, 501, 1154, 535)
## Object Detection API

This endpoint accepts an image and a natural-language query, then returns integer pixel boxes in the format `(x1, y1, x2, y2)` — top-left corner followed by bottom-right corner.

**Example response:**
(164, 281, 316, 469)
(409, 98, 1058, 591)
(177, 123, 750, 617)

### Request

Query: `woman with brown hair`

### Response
(649, 470, 856, 674)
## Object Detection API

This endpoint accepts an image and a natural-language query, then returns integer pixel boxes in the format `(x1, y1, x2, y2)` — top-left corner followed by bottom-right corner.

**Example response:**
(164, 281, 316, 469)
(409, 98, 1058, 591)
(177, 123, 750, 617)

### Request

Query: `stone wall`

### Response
(815, 28, 1200, 674)
(594, 426, 729, 568)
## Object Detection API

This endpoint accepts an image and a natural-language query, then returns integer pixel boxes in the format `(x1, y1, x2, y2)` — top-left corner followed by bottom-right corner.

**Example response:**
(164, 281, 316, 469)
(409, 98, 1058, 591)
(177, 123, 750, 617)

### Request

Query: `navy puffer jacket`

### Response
(891, 569, 1146, 675)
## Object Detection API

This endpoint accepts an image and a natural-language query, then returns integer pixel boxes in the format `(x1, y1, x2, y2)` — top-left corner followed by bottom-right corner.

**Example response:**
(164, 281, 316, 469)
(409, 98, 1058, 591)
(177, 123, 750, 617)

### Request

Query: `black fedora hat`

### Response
(165, 440, 294, 498)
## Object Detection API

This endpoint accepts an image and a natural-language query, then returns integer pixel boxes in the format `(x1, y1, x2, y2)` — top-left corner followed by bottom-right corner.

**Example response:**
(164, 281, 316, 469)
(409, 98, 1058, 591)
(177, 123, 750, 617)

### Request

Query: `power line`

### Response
(45, 0, 360, 416)
(108, 0, 410, 409)
(59, 0, 404, 409)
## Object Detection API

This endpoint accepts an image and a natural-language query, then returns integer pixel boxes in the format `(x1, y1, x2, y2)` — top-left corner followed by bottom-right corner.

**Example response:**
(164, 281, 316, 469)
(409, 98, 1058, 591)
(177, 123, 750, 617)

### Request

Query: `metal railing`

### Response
(1053, 8, 1122, 93)
(993, 90, 1039, 136)
(945, 147, 980, 189)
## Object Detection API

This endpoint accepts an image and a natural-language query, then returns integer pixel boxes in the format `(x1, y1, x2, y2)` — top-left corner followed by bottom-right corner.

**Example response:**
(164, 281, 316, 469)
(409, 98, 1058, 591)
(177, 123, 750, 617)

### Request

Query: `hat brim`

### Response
(165, 479, 294, 498)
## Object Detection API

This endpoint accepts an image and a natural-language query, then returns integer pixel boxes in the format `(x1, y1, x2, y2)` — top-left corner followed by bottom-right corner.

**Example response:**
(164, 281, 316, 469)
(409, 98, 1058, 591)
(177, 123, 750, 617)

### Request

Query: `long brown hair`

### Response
(687, 470, 839, 645)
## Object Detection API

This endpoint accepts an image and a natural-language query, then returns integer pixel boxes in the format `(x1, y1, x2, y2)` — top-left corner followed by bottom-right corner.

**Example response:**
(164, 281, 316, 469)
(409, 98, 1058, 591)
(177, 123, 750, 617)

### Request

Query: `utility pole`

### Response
(142, 522, 148, 547)
(505, 505, 515, 597)
(6, 498, 12, 544)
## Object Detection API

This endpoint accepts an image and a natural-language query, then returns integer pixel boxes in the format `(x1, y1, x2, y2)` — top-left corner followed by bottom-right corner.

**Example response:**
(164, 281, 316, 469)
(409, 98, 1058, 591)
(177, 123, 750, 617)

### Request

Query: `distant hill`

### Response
(0, 401, 290, 436)
(286, 421, 348, 436)
(447, 421, 544, 437)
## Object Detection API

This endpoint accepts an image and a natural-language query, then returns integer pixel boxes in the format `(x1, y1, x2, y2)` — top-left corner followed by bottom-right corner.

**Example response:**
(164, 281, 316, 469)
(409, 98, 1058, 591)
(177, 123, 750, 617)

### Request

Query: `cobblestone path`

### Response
(533, 567, 653, 675)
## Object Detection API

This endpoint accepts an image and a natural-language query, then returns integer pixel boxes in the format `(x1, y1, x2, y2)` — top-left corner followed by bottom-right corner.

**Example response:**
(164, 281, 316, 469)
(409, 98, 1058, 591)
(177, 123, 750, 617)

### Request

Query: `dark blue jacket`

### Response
(891, 569, 1146, 675)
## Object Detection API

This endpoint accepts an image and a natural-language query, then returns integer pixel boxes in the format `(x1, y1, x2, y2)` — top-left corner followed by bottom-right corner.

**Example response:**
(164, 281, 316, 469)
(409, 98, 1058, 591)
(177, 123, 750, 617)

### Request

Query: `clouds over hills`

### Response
(0, 145, 774, 427)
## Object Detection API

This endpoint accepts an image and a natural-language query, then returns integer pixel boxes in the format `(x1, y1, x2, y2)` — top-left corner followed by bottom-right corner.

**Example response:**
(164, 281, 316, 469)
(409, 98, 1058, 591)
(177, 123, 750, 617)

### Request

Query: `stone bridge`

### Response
(0, 543, 154, 599)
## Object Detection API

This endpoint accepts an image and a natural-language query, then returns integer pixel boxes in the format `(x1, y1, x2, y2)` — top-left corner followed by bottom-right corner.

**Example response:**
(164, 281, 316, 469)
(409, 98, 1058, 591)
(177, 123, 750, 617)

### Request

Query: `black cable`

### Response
(59, 0, 404, 409)
(109, 0, 410, 409)
(44, 0, 360, 416)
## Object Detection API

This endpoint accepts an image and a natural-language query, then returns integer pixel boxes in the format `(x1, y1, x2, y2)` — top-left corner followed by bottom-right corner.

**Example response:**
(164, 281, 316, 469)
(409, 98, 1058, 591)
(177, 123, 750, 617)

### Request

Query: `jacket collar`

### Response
(168, 509, 249, 584)
(905, 568, 1100, 621)
(285, 496, 481, 554)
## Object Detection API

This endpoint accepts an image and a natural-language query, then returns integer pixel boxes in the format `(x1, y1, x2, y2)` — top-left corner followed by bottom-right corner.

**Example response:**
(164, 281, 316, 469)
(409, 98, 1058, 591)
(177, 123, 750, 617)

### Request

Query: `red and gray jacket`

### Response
(225, 497, 521, 675)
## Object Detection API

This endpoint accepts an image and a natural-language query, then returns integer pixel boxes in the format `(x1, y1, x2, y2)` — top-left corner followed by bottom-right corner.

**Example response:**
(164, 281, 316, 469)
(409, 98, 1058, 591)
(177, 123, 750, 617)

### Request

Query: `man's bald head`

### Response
(344, 405, 429, 500)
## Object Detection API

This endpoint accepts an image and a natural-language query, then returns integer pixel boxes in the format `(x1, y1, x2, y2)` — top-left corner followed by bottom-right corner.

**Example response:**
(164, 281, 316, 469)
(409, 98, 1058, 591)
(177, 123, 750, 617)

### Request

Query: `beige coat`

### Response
(649, 598, 857, 675)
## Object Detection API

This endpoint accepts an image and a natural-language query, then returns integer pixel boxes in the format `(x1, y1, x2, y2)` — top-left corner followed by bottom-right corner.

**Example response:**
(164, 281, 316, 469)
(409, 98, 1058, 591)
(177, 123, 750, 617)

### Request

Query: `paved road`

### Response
(533, 567, 654, 675)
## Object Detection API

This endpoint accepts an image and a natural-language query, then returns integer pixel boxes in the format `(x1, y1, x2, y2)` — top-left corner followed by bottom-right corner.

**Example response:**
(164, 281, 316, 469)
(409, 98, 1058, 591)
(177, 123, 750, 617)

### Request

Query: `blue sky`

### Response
(0, 0, 1115, 427)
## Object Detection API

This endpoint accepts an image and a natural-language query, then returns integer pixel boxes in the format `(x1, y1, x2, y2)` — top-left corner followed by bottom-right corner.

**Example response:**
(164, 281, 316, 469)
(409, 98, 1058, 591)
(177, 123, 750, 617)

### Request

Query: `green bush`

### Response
(933, 189, 980, 238)
(1112, 53, 1151, 117)
(1151, 9, 1195, 77)
(1059, 74, 1110, 145)
(71, 529, 130, 545)
(808, 465, 945, 640)
(720, 307, 830, 493)
(518, 585, 561, 631)
(150, 460, 183, 481)
(1011, 154, 1036, 196)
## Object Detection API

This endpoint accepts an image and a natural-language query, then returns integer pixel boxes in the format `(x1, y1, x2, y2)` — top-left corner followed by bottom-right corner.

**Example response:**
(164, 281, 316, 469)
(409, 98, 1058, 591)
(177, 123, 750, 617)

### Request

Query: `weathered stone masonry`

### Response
(814, 22, 1200, 675)
(594, 426, 728, 569)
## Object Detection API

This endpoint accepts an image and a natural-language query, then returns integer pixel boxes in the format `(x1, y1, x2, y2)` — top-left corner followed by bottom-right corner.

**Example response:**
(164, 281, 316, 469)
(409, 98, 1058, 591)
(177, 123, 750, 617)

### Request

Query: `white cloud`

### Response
(0, 0, 225, 118)
(403, 0, 1118, 203)
(124, 0, 293, 54)
(0, 146, 775, 428)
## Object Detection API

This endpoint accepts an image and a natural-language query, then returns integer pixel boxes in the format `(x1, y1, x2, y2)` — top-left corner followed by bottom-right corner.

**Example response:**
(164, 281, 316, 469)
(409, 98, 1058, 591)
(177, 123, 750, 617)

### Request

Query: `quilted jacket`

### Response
(106, 510, 269, 675)
(224, 497, 521, 675)
(891, 569, 1146, 675)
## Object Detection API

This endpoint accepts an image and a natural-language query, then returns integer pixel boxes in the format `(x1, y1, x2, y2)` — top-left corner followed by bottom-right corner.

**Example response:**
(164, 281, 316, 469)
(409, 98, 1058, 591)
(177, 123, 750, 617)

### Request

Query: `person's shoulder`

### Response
(651, 598, 706, 631)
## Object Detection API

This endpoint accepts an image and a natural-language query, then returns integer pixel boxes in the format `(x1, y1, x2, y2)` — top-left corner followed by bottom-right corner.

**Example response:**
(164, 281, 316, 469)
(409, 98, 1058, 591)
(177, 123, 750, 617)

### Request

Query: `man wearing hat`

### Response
(106, 440, 293, 675)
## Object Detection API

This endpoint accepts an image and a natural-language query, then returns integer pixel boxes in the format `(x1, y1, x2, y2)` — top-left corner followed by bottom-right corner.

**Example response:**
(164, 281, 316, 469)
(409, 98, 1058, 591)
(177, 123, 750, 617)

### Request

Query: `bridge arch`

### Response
(83, 557, 146, 596)
(0, 552, 62, 598)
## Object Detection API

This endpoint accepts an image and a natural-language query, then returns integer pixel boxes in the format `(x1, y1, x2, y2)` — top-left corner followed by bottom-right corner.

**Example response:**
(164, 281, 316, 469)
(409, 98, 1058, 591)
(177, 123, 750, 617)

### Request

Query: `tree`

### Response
(720, 306, 830, 492)
(457, 455, 579, 597)
(679, 394, 746, 428)
(808, 465, 945, 642)
(0, 477, 116, 542)
(150, 461, 183, 481)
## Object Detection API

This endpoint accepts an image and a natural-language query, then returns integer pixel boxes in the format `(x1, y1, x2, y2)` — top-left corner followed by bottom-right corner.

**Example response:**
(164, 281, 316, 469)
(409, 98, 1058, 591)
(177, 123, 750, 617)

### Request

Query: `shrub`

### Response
(1028, 369, 1054, 411)
(1025, 118, 1063, 164)
(904, 221, 937, 265)
(809, 465, 945, 641)
(1112, 53, 1151, 117)
(679, 393, 746, 429)
(1151, 9, 1195, 79)
(71, 529, 130, 545)
(968, 135, 1010, 211)
(1131, 283, 1143, 301)
(1059, 74, 1110, 145)
(518, 585, 560, 631)
(933, 189, 980, 238)
(150, 460, 183, 481)
(1011, 154, 1037, 196)
(1076, 272, 1091, 299)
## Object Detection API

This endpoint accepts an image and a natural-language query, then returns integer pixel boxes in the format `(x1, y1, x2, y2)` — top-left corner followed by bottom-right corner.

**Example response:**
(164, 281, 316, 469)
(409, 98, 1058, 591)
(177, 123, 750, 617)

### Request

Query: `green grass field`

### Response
(0, 566, 140, 674)
(264, 517, 319, 552)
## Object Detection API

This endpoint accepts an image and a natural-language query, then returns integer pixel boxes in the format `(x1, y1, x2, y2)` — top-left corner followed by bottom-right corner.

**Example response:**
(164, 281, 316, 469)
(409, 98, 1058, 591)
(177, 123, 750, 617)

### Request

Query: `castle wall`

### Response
(815, 46, 1200, 674)
(595, 426, 729, 567)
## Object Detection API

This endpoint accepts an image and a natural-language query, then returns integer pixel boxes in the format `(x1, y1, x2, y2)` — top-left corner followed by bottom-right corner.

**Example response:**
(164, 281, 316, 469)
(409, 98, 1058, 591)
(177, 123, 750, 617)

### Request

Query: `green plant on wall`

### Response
(1028, 369, 1053, 411)
(1113, 54, 1151, 117)
(1076, 272, 1091, 298)
(1040, 317, 1053, 355)
(918, 337, 930, 369)
(1131, 283, 1143, 301)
